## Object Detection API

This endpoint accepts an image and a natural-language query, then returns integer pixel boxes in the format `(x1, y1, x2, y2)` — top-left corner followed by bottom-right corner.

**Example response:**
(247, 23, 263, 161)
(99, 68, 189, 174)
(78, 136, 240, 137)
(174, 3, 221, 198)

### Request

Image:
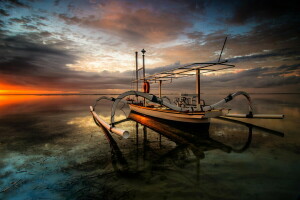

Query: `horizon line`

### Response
(0, 92, 300, 95)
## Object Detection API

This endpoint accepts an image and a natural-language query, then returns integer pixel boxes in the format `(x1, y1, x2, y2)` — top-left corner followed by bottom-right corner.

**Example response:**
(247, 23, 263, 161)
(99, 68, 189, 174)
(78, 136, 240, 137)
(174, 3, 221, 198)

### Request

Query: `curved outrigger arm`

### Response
(203, 91, 284, 119)
(93, 90, 282, 127)
(109, 91, 255, 126)
(110, 91, 194, 125)
(92, 96, 115, 111)
(203, 91, 253, 115)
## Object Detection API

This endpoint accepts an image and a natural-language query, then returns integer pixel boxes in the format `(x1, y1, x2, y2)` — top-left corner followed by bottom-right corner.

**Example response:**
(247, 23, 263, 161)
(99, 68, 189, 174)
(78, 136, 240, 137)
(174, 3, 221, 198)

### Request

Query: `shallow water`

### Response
(0, 94, 299, 200)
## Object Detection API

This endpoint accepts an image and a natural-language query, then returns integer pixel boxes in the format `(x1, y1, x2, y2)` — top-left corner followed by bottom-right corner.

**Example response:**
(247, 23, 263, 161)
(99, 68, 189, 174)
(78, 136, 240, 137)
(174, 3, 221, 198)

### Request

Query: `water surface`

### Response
(0, 94, 299, 200)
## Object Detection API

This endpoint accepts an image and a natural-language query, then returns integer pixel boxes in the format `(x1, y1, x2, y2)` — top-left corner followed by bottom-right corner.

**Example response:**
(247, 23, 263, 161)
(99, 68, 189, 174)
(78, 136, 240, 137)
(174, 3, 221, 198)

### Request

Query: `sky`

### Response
(0, 0, 299, 94)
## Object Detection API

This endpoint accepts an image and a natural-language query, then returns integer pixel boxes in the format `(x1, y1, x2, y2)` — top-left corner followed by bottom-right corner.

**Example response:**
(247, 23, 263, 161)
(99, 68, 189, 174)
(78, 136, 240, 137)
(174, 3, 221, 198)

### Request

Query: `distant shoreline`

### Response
(1, 93, 299, 95)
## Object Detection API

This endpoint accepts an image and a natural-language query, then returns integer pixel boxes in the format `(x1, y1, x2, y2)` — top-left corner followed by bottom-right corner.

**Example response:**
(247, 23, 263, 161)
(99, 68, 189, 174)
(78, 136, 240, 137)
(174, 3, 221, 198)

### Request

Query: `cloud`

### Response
(181, 20, 300, 67)
(0, 8, 10, 16)
(0, 33, 132, 92)
(1, 33, 71, 57)
(21, 24, 39, 30)
(57, 0, 194, 44)
(10, 17, 31, 24)
(2, 0, 29, 8)
(201, 64, 300, 88)
(225, 0, 299, 25)
(39, 31, 52, 37)
(154, 63, 300, 94)
(54, 0, 60, 6)
(1, 0, 299, 94)
(1, 31, 299, 94)
(146, 61, 182, 75)
(228, 48, 300, 63)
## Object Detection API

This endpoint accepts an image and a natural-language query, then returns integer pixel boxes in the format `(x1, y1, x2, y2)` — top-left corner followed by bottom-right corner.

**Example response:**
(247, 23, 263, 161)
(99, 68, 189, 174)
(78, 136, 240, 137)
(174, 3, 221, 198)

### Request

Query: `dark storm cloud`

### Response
(0, 31, 298, 92)
(39, 31, 52, 37)
(158, 63, 300, 92)
(32, 15, 47, 21)
(277, 63, 300, 72)
(183, 19, 300, 65)
(1, 0, 29, 8)
(9, 14, 47, 26)
(36, 22, 46, 26)
(202, 64, 300, 88)
(0, 9, 10, 16)
(1, 0, 299, 93)
(54, 0, 60, 6)
(21, 24, 38, 30)
(10, 17, 31, 24)
(57, 14, 81, 24)
(57, 10, 191, 44)
(228, 48, 300, 63)
(0, 33, 132, 91)
(56, 0, 201, 44)
(1, 34, 70, 57)
(226, 0, 299, 25)
(173, 0, 205, 11)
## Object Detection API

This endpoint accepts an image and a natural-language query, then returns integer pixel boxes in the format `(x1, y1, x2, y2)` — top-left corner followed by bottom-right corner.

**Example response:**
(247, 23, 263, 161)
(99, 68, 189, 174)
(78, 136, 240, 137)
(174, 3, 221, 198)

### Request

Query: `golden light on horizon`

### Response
(0, 83, 79, 94)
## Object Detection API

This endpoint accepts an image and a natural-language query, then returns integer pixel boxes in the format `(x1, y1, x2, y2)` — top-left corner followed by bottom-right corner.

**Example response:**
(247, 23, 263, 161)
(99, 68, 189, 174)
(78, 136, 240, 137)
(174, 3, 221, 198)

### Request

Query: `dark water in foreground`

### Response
(0, 94, 299, 200)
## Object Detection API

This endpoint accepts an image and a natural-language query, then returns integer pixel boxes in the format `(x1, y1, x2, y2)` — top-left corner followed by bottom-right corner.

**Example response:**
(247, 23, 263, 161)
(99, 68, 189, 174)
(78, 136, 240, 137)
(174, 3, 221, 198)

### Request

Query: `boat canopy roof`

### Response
(133, 60, 235, 83)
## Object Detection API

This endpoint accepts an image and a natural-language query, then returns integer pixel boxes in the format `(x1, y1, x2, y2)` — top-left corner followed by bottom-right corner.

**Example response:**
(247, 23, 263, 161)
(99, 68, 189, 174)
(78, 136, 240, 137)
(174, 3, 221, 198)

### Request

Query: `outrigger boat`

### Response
(90, 38, 284, 138)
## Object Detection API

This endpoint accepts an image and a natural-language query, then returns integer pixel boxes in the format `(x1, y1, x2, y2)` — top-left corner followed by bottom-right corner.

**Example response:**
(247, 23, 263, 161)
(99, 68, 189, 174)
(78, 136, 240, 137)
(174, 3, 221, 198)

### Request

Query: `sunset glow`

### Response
(0, 0, 299, 94)
(0, 83, 79, 94)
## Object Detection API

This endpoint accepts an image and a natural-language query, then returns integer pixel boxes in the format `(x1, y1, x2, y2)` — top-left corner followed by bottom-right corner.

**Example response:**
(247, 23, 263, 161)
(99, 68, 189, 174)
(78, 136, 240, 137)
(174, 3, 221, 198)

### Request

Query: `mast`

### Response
(196, 69, 200, 109)
(135, 51, 138, 92)
(141, 49, 146, 82)
(141, 49, 146, 106)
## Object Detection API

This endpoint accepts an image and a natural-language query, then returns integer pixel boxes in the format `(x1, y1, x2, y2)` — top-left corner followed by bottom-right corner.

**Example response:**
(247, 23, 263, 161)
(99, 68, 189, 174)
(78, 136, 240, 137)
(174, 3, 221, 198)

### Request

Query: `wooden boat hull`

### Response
(129, 104, 228, 123)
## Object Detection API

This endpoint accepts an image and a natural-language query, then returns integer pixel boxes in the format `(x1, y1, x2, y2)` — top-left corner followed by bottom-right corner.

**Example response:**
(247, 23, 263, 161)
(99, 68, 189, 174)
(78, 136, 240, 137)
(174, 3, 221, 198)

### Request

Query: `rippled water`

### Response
(0, 94, 299, 200)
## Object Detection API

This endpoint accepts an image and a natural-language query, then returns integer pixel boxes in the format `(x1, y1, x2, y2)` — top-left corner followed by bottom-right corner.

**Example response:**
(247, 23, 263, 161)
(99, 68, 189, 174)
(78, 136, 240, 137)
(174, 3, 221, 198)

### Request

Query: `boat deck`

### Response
(129, 104, 229, 123)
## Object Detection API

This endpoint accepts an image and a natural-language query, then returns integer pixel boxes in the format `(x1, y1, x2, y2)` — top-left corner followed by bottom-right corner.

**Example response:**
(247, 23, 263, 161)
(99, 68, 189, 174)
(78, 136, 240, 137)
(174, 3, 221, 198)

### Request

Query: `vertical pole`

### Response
(142, 54, 145, 82)
(135, 52, 138, 92)
(159, 80, 162, 98)
(196, 69, 200, 108)
(135, 52, 138, 103)
(141, 49, 146, 106)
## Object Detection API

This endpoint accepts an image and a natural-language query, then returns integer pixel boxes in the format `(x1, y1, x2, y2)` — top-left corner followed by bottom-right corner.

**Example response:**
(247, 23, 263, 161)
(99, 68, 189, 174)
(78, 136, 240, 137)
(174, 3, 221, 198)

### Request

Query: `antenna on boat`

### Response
(217, 36, 227, 62)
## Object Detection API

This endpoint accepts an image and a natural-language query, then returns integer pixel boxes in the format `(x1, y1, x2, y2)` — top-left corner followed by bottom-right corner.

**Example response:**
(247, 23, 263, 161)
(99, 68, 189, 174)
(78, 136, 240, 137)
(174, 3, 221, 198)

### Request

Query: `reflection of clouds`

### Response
(67, 114, 126, 128)
(67, 116, 95, 127)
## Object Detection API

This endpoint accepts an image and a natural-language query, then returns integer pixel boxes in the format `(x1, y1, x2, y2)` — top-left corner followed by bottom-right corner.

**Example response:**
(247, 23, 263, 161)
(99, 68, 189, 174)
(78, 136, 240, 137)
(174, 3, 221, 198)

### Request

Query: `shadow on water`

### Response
(93, 112, 254, 178)
(73, 111, 262, 199)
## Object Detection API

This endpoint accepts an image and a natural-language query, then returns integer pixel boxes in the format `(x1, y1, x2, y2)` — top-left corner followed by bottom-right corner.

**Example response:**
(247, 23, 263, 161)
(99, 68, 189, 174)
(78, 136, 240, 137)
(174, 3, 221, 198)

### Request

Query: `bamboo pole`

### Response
(135, 51, 138, 92)
(225, 113, 284, 119)
(90, 106, 129, 139)
(159, 80, 162, 98)
(196, 69, 200, 108)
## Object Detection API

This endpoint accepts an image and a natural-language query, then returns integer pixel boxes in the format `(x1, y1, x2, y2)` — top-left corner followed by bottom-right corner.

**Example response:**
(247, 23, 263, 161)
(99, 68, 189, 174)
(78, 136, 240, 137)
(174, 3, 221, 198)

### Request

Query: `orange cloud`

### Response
(59, 0, 191, 44)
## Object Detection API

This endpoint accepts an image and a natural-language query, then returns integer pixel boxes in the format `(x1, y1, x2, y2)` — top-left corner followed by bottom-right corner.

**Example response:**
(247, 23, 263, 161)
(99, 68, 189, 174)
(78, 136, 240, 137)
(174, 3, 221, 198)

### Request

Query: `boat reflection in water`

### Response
(94, 112, 254, 180)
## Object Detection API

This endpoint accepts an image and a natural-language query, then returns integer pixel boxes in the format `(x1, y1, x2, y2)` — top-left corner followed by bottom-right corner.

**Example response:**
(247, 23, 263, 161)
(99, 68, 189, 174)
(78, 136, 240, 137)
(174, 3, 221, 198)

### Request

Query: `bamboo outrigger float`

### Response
(90, 38, 284, 138)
